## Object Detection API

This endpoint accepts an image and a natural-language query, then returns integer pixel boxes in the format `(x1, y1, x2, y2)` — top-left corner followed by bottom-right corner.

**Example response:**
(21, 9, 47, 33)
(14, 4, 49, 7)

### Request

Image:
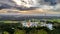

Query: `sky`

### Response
(0, 0, 60, 10)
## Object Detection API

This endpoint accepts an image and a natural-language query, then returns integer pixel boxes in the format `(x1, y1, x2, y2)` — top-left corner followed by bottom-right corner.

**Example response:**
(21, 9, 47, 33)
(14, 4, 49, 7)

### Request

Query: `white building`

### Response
(21, 21, 53, 30)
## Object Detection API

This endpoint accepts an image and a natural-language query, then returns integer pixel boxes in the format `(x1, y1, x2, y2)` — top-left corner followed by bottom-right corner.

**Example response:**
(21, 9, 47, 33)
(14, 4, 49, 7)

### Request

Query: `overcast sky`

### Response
(0, 0, 60, 10)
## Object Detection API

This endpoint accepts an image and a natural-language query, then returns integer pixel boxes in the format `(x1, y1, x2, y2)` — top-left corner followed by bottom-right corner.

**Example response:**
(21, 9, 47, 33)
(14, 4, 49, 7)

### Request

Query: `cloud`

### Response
(0, 0, 60, 10)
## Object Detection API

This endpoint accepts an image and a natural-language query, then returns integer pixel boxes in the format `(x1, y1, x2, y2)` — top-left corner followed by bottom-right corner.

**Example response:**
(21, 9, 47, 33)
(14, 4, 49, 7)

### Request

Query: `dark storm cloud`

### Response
(0, 0, 38, 10)
(0, 0, 60, 6)
(44, 0, 57, 5)
(0, 0, 15, 6)
(0, 0, 60, 10)
(0, 0, 16, 9)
